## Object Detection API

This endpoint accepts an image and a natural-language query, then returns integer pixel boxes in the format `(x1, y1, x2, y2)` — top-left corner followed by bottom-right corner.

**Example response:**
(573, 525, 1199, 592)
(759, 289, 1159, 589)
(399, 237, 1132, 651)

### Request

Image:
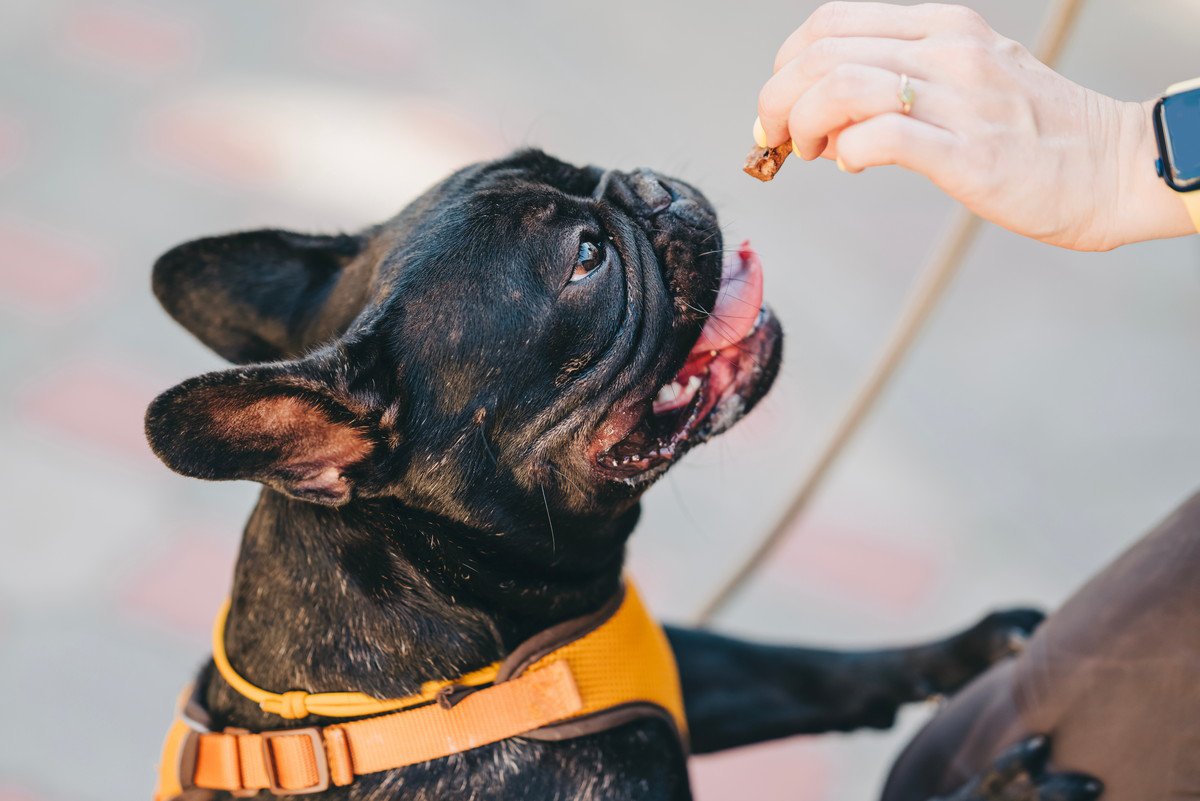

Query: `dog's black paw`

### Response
(939, 736, 1103, 801)
(913, 608, 1045, 699)
(970, 608, 1047, 662)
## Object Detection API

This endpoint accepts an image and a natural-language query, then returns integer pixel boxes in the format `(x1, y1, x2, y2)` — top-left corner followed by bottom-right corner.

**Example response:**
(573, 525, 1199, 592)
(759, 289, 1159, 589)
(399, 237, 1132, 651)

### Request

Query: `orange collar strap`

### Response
(154, 581, 687, 799)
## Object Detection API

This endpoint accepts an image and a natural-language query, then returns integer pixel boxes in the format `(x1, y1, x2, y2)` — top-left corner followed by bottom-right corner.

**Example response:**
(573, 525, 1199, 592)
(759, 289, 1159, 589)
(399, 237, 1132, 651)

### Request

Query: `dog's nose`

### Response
(627, 168, 672, 214)
(593, 169, 673, 215)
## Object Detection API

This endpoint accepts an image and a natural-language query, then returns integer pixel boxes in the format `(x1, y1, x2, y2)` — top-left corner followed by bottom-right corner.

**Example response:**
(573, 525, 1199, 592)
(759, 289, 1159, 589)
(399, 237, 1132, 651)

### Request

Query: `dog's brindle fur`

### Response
(147, 150, 1097, 801)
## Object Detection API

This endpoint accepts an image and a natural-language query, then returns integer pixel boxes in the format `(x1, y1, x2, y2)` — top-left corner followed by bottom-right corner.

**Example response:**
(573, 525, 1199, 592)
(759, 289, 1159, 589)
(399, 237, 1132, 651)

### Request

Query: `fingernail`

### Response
(753, 117, 767, 148)
(792, 140, 803, 159)
(836, 156, 849, 173)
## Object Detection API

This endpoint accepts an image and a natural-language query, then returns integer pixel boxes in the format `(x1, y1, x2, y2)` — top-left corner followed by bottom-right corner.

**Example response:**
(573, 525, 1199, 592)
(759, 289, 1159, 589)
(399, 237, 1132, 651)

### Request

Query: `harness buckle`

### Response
(260, 728, 330, 796)
(176, 730, 200, 792)
(222, 729, 258, 797)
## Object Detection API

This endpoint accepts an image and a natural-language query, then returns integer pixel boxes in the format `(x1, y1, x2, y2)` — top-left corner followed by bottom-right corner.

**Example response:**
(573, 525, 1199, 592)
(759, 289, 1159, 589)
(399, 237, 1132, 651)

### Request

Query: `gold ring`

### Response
(898, 73, 915, 114)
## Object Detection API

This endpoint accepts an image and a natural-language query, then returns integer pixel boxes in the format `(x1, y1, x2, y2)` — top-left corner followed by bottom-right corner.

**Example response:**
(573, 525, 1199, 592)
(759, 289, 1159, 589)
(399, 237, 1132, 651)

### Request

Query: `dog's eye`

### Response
(570, 238, 605, 282)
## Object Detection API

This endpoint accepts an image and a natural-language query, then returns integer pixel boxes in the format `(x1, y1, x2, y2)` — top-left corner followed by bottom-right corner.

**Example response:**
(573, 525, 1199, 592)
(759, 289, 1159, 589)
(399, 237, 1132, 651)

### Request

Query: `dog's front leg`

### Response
(667, 608, 1041, 753)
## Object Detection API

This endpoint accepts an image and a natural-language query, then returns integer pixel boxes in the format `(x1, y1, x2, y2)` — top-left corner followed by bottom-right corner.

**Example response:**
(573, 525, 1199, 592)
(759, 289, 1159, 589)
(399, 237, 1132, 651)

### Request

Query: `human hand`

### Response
(753, 2, 1195, 251)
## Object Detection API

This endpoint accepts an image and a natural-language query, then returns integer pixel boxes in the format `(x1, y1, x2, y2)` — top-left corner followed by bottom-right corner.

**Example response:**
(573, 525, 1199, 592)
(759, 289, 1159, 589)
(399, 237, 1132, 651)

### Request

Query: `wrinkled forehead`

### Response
(403, 158, 610, 262)
(365, 151, 616, 315)
(472, 150, 606, 198)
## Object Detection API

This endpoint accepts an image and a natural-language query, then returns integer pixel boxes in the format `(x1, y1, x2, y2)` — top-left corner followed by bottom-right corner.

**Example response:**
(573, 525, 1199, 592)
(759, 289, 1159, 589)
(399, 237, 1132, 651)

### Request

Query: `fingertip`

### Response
(790, 135, 820, 162)
(753, 117, 767, 148)
(838, 154, 866, 175)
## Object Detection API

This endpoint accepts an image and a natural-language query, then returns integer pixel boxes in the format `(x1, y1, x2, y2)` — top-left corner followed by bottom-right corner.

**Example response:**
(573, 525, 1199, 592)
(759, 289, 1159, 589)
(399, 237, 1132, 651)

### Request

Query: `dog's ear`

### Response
(152, 229, 371, 364)
(144, 356, 377, 506)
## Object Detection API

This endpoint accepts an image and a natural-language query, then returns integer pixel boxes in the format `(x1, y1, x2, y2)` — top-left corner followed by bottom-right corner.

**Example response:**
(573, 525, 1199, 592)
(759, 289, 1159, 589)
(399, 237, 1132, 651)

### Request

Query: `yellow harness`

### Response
(155, 581, 687, 798)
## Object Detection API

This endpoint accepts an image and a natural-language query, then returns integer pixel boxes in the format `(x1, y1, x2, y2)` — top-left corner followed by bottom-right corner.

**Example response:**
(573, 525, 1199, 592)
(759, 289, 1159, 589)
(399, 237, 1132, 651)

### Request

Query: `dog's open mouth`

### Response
(592, 242, 782, 484)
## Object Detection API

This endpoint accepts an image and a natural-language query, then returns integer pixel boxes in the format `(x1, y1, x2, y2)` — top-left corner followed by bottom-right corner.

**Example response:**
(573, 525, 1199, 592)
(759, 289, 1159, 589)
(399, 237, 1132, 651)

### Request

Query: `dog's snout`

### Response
(628, 168, 672, 214)
(593, 168, 721, 283)
(594, 169, 674, 217)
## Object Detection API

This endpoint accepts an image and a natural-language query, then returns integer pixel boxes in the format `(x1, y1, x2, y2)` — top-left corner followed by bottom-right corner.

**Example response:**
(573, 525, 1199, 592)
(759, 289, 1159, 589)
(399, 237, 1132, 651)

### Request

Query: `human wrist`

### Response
(1112, 99, 1197, 248)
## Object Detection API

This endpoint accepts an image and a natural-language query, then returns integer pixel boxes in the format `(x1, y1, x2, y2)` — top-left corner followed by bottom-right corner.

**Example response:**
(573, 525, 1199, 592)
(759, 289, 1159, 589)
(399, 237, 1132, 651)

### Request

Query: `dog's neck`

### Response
(206, 488, 635, 730)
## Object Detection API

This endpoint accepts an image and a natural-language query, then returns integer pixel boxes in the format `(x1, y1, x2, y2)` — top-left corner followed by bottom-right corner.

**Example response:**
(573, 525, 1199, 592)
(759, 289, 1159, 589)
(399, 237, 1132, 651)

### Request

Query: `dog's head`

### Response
(146, 150, 781, 527)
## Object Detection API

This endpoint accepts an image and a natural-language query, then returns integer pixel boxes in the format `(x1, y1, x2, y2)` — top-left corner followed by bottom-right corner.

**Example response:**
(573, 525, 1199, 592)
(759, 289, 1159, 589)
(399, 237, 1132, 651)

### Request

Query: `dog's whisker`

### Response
(711, 276, 757, 289)
(712, 293, 763, 312)
(695, 248, 745, 259)
(685, 306, 741, 340)
(477, 420, 499, 466)
(673, 304, 766, 369)
(546, 463, 586, 497)
(539, 482, 557, 555)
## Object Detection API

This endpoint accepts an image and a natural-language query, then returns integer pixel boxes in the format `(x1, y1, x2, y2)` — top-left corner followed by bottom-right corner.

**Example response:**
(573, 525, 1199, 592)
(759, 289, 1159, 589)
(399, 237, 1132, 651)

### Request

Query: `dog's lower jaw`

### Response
(201, 489, 688, 800)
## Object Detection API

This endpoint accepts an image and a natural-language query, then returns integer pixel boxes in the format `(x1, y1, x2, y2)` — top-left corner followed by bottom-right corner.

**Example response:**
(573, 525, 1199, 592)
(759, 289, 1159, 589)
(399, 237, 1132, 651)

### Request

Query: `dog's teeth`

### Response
(655, 382, 683, 406)
(686, 375, 702, 392)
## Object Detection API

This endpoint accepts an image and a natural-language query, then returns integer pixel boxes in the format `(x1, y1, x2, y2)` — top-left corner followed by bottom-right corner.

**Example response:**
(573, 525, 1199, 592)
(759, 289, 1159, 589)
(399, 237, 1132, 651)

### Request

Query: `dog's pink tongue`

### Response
(690, 241, 764, 354)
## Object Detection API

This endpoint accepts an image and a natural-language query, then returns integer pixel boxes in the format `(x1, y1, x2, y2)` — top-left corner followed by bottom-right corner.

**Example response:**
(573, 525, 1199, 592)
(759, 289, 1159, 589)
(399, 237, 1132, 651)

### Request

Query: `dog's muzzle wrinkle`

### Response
(592, 169, 616, 201)
(627, 169, 672, 214)
(595, 170, 674, 217)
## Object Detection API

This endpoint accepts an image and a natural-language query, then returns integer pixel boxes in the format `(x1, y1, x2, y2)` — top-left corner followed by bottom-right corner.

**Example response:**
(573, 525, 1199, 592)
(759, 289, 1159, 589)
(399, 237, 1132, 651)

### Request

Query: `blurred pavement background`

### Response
(1, 1, 1198, 799)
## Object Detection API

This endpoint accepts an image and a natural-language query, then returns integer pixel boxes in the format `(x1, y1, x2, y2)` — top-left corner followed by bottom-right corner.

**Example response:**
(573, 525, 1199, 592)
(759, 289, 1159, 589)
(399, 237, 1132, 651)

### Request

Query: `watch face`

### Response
(1162, 87, 1200, 190)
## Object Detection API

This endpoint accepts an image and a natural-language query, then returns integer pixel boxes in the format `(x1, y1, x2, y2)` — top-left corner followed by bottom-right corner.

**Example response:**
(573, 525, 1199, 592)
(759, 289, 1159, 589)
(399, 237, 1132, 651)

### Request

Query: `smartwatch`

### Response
(1153, 77, 1200, 232)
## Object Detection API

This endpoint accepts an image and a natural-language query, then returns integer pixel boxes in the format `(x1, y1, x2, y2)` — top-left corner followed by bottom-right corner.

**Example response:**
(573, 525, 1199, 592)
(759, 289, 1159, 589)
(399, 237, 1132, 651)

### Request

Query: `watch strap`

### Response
(1165, 77, 1200, 96)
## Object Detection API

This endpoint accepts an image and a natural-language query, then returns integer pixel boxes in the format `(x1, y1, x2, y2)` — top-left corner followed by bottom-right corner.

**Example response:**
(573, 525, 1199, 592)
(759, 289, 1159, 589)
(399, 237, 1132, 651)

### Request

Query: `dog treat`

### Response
(743, 140, 792, 182)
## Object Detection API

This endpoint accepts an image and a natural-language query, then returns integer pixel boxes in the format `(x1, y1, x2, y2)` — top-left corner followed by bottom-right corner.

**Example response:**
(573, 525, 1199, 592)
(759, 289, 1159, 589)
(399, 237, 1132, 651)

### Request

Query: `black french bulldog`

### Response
(146, 150, 1099, 801)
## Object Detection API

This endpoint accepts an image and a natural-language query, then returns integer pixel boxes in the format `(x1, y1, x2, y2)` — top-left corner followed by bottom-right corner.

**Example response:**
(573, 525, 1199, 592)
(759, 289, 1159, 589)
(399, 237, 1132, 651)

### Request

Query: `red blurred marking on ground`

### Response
(305, 7, 427, 74)
(16, 358, 166, 467)
(0, 786, 44, 801)
(0, 219, 107, 313)
(691, 737, 831, 801)
(767, 523, 944, 612)
(121, 528, 237, 639)
(59, 3, 200, 76)
(141, 106, 278, 188)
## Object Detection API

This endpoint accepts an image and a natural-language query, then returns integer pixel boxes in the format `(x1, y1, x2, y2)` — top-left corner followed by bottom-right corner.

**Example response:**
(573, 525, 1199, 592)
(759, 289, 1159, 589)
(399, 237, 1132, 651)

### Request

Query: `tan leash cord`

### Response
(694, 0, 1089, 626)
